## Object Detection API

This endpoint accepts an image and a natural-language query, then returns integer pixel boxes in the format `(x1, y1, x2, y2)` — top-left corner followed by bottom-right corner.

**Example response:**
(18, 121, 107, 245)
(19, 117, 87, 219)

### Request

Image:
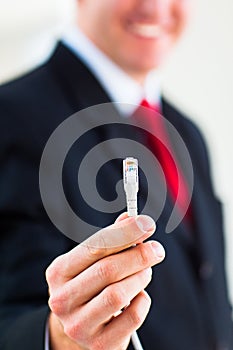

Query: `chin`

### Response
(133, 45, 171, 69)
(134, 56, 166, 72)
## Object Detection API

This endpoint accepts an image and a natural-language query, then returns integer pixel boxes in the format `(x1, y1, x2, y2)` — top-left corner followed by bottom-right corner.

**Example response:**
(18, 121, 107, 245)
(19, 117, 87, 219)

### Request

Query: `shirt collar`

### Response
(62, 26, 161, 115)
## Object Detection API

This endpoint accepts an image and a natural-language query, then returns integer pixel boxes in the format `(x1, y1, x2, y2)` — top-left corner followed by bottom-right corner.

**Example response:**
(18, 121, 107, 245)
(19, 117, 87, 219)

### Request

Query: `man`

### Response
(0, 0, 232, 349)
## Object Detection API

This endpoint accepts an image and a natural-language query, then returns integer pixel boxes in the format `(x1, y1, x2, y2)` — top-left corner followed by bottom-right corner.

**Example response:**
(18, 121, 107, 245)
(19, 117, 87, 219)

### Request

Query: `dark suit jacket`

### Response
(0, 43, 232, 350)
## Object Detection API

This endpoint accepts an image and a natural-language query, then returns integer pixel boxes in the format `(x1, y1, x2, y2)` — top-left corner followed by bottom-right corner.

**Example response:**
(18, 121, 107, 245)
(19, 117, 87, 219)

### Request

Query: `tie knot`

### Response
(140, 99, 160, 113)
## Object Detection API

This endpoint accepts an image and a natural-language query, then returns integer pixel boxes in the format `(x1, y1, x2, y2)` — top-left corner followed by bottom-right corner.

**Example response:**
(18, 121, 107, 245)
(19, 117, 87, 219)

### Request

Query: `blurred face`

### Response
(77, 0, 191, 82)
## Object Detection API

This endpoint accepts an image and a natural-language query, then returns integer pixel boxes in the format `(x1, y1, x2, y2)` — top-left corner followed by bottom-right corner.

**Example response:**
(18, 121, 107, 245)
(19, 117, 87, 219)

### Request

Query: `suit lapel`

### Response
(48, 43, 111, 112)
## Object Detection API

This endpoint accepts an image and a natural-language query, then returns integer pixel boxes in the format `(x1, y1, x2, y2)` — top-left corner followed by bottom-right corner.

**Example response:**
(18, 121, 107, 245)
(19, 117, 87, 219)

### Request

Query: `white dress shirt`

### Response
(45, 25, 161, 350)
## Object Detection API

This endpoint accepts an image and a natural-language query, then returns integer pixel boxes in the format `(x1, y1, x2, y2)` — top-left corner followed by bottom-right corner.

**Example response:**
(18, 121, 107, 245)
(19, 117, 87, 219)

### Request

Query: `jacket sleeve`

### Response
(0, 90, 71, 349)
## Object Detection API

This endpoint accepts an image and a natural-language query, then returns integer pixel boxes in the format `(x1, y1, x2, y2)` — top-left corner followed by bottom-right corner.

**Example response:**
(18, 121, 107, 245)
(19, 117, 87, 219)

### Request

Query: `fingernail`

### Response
(145, 267, 152, 277)
(151, 242, 165, 259)
(143, 290, 151, 303)
(136, 215, 155, 232)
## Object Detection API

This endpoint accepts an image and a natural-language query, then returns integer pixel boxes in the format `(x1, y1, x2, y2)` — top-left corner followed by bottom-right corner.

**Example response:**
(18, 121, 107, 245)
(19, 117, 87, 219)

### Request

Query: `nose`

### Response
(137, 0, 168, 20)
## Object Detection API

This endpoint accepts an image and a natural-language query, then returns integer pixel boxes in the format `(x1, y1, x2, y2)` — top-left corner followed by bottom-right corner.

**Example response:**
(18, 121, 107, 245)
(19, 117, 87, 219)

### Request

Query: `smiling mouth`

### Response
(128, 23, 163, 39)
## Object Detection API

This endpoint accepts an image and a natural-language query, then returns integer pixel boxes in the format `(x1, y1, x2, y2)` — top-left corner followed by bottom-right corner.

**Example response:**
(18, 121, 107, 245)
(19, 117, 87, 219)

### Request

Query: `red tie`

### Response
(135, 99, 191, 218)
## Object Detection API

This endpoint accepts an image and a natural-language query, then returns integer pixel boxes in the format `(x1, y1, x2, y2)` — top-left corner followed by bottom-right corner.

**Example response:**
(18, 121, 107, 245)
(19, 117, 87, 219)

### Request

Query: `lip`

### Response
(127, 22, 164, 39)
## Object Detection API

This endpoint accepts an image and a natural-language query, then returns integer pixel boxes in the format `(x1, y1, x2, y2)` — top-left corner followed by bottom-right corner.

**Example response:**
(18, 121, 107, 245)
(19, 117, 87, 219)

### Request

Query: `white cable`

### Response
(131, 331, 144, 350)
(123, 157, 144, 350)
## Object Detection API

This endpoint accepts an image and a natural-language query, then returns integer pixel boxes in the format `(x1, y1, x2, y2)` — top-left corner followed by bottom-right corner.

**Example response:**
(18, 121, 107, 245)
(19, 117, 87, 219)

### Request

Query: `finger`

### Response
(65, 268, 152, 334)
(90, 291, 151, 350)
(115, 212, 129, 223)
(83, 214, 156, 250)
(63, 240, 165, 305)
(46, 215, 156, 285)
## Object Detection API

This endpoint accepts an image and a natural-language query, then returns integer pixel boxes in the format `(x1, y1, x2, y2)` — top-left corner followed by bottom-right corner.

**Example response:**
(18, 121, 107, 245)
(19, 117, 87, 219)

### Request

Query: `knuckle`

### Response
(128, 308, 144, 328)
(48, 295, 60, 315)
(64, 321, 84, 342)
(45, 256, 63, 284)
(97, 260, 118, 282)
(48, 290, 67, 316)
(86, 233, 107, 257)
(45, 265, 54, 284)
(137, 244, 152, 267)
(86, 245, 102, 257)
(103, 285, 126, 311)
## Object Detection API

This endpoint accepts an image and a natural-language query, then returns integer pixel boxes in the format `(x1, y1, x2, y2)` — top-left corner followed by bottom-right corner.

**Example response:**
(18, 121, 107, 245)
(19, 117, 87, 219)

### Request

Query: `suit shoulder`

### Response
(0, 53, 69, 153)
(0, 51, 68, 134)
(0, 60, 55, 106)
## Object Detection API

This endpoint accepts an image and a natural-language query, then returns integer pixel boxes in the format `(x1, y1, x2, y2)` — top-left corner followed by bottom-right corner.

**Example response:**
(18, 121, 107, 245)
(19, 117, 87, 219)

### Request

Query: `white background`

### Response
(0, 0, 233, 302)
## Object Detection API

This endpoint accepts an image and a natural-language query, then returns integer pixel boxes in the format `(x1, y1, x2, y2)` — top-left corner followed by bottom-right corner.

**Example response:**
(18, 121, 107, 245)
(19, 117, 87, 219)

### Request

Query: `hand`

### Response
(46, 213, 165, 350)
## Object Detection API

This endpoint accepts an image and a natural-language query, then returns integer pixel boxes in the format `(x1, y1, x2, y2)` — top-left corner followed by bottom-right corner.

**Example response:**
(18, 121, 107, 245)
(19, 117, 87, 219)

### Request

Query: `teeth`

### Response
(130, 24, 162, 38)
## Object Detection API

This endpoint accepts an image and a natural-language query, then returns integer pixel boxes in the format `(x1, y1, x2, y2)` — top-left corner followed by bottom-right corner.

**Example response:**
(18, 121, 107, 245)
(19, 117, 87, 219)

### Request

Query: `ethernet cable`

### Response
(123, 157, 144, 350)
